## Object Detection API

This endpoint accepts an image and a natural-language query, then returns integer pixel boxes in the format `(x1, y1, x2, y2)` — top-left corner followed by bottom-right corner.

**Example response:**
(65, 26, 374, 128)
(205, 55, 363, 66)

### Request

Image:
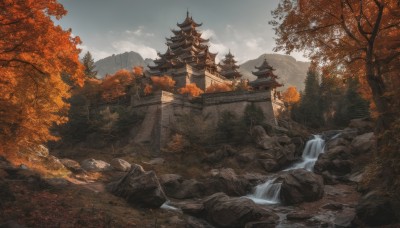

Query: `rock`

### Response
(314, 146, 353, 179)
(147, 157, 165, 165)
(321, 202, 344, 210)
(205, 168, 249, 196)
(159, 174, 183, 197)
(203, 193, 278, 227)
(340, 128, 359, 140)
(35, 145, 50, 157)
(43, 155, 65, 170)
(325, 137, 350, 151)
(60, 158, 85, 173)
(245, 221, 276, 228)
(286, 212, 313, 220)
(81, 158, 111, 172)
(236, 152, 256, 163)
(356, 191, 398, 226)
(291, 137, 305, 157)
(173, 179, 205, 199)
(110, 158, 131, 172)
(259, 159, 278, 172)
(278, 169, 324, 205)
(251, 126, 281, 150)
(276, 135, 292, 145)
(334, 208, 356, 227)
(350, 132, 376, 155)
(204, 145, 237, 164)
(184, 216, 215, 228)
(321, 130, 343, 141)
(348, 118, 374, 134)
(274, 144, 297, 168)
(107, 164, 166, 208)
(180, 203, 205, 216)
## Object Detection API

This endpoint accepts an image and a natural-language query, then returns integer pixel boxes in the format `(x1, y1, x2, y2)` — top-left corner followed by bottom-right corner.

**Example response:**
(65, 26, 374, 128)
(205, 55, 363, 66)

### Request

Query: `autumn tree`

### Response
(271, 0, 400, 131)
(101, 69, 133, 102)
(82, 51, 97, 78)
(205, 83, 233, 93)
(178, 83, 204, 97)
(0, 0, 84, 157)
(282, 86, 300, 106)
(150, 75, 176, 92)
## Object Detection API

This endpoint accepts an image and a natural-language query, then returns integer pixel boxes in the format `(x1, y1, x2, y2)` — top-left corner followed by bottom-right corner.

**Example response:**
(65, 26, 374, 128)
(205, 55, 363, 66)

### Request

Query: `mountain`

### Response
(239, 54, 310, 91)
(94, 51, 146, 78)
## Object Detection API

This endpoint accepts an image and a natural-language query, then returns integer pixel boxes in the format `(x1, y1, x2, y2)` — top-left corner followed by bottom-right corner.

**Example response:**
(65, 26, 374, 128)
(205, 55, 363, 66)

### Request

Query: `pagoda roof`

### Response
(177, 11, 203, 28)
(249, 77, 283, 88)
(255, 58, 275, 71)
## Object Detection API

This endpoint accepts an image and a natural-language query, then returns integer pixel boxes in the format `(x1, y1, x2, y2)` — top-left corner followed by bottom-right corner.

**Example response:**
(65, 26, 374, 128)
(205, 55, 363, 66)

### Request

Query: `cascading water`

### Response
(285, 135, 325, 171)
(247, 135, 325, 205)
(246, 177, 282, 205)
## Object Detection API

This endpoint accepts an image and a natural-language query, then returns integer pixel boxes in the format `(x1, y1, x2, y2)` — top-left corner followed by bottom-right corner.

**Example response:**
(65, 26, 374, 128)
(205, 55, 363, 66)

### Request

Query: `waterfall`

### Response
(247, 135, 325, 205)
(246, 177, 282, 205)
(285, 135, 325, 171)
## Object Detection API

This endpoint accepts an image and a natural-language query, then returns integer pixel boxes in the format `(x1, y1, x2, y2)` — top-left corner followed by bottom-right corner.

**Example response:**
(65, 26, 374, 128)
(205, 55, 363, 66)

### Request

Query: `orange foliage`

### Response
(272, 0, 400, 130)
(205, 83, 233, 93)
(150, 75, 176, 92)
(282, 86, 300, 104)
(133, 66, 143, 76)
(0, 0, 84, 157)
(178, 83, 204, 97)
(101, 69, 134, 102)
(143, 84, 153, 96)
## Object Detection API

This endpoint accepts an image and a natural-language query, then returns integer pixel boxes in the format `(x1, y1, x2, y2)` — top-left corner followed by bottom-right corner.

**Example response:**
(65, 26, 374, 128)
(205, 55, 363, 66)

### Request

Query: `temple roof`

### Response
(150, 11, 219, 76)
(177, 11, 203, 28)
(218, 50, 242, 79)
(250, 58, 282, 89)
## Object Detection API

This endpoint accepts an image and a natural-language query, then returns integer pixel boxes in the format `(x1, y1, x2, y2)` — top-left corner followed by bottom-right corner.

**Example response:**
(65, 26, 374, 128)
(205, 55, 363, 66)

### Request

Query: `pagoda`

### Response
(218, 50, 242, 80)
(250, 58, 283, 90)
(148, 11, 230, 90)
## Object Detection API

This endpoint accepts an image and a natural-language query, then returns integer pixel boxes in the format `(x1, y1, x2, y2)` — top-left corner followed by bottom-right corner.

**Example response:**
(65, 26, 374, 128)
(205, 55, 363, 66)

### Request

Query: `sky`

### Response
(57, 0, 307, 63)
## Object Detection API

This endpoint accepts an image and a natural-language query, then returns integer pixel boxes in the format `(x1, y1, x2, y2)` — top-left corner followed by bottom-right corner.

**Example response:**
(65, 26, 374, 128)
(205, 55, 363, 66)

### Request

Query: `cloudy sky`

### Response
(57, 0, 307, 63)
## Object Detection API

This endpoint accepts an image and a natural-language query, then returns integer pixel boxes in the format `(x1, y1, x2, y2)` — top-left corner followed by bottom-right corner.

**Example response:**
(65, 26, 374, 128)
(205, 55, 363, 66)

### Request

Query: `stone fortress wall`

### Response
(131, 90, 283, 150)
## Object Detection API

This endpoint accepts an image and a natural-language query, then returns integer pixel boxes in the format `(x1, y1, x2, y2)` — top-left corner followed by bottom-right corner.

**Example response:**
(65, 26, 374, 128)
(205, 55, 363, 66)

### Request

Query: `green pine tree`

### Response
(82, 51, 97, 78)
(292, 69, 324, 128)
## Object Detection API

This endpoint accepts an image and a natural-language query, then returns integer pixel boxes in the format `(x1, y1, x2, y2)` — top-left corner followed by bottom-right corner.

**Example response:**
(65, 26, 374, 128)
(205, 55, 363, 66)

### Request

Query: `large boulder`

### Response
(159, 174, 183, 197)
(202, 193, 278, 227)
(356, 191, 398, 226)
(348, 118, 374, 134)
(172, 179, 205, 199)
(251, 126, 281, 150)
(110, 158, 131, 172)
(278, 169, 324, 205)
(204, 168, 249, 196)
(350, 132, 376, 155)
(107, 164, 166, 208)
(60, 158, 85, 174)
(314, 146, 353, 180)
(81, 158, 111, 172)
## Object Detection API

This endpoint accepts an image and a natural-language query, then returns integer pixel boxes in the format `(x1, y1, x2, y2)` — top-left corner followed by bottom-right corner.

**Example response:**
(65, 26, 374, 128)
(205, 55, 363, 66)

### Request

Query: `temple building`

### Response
(218, 50, 242, 80)
(250, 58, 283, 91)
(148, 12, 230, 90)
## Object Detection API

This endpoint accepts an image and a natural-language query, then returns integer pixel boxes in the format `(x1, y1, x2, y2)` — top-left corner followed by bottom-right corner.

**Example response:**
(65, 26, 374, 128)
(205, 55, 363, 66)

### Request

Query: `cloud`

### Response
(78, 44, 113, 61)
(112, 40, 157, 59)
(126, 26, 154, 37)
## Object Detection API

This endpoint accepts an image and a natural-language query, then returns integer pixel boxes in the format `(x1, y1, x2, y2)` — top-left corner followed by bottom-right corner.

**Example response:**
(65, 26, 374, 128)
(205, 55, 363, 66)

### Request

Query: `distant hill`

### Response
(94, 51, 146, 78)
(239, 54, 310, 91)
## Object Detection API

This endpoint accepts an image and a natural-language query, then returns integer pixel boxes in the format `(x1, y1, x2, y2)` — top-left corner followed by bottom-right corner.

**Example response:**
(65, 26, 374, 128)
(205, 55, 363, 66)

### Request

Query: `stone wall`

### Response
(131, 90, 281, 151)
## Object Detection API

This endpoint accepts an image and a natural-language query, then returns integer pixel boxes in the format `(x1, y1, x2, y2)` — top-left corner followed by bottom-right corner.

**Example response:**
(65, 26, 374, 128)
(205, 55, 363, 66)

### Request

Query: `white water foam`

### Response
(248, 135, 326, 205)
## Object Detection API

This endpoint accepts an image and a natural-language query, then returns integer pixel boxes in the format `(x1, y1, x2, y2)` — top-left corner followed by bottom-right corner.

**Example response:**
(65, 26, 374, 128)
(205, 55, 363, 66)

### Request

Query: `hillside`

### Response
(239, 54, 310, 91)
(94, 51, 146, 78)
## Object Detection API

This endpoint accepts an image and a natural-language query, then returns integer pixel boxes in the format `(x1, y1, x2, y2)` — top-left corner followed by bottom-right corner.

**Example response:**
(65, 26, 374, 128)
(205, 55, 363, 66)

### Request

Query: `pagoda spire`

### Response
(218, 50, 242, 80)
(249, 58, 282, 90)
(150, 11, 217, 74)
